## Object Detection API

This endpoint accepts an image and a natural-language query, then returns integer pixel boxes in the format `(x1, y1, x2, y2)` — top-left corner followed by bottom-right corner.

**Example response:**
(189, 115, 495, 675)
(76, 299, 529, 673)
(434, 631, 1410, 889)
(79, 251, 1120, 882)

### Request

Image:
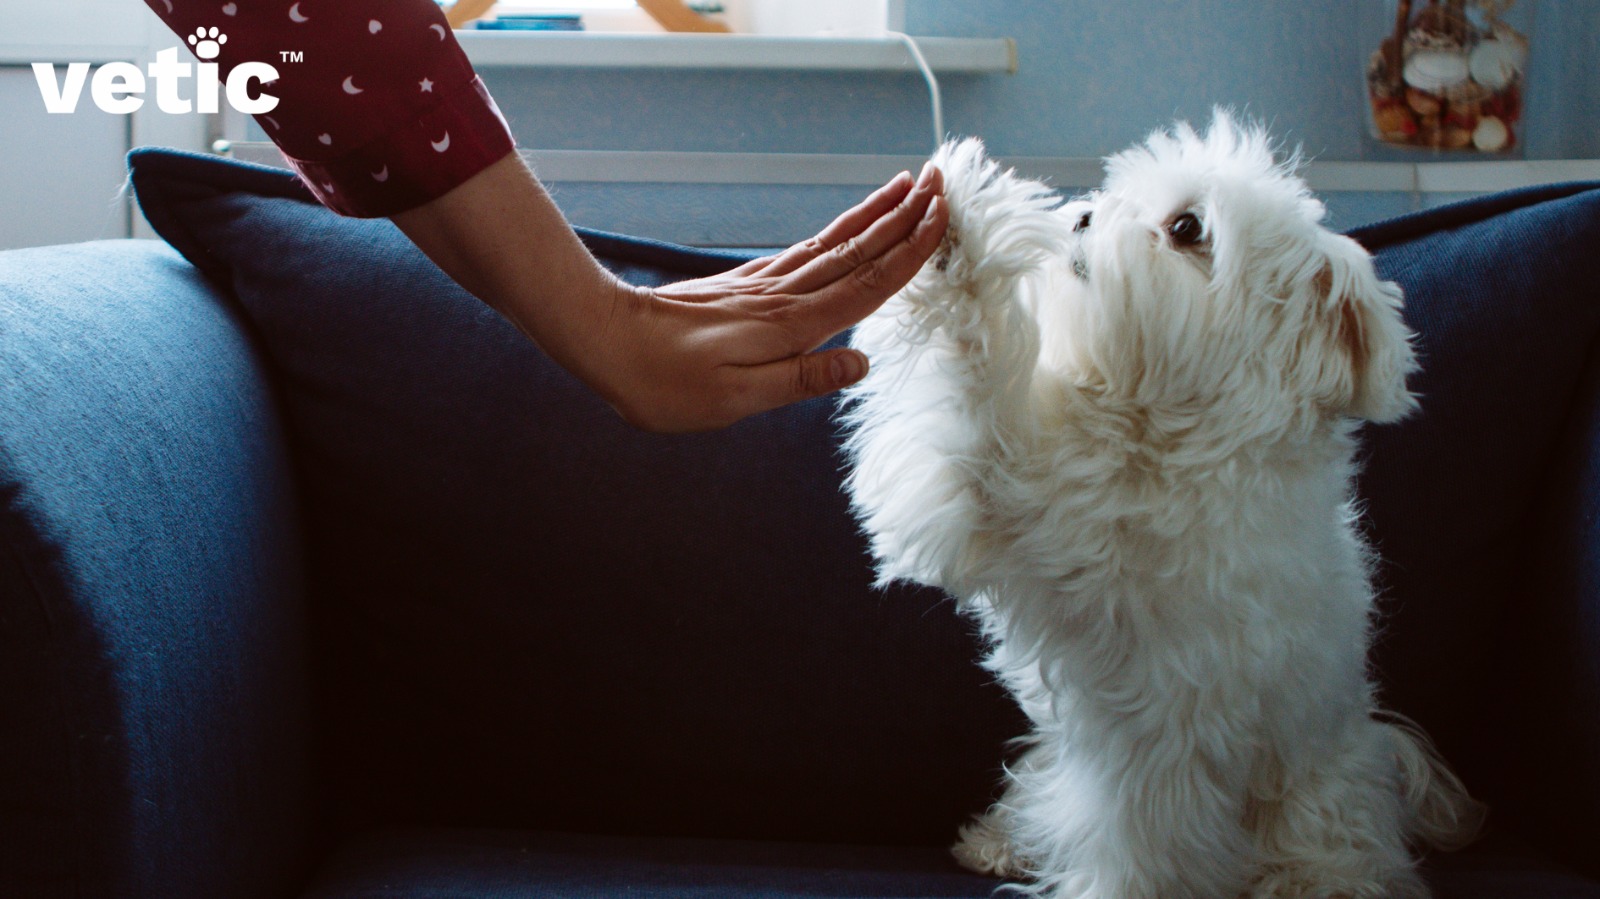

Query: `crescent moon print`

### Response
(430, 24, 448, 40)
(372, 167, 389, 182)
(289, 3, 309, 23)
(431, 132, 451, 153)
(342, 76, 363, 95)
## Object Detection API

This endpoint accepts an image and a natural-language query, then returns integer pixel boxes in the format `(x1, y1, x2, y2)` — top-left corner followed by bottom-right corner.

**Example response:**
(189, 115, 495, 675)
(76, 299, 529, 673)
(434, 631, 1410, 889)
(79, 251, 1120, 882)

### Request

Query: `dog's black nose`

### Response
(1075, 211, 1092, 232)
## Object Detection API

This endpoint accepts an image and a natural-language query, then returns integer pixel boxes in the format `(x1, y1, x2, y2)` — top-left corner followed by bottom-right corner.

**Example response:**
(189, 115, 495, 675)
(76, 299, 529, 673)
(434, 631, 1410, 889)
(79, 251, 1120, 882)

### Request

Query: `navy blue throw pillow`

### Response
(129, 148, 1025, 847)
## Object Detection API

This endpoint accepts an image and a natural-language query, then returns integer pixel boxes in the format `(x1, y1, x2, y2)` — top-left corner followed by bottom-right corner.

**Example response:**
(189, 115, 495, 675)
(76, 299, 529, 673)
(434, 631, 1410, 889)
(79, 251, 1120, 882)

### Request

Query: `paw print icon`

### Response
(188, 27, 227, 60)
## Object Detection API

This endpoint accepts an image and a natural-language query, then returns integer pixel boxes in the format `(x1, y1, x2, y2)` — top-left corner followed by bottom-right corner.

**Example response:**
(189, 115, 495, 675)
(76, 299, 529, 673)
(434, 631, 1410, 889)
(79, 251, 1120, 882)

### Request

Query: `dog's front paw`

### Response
(890, 138, 1059, 338)
(952, 808, 1030, 880)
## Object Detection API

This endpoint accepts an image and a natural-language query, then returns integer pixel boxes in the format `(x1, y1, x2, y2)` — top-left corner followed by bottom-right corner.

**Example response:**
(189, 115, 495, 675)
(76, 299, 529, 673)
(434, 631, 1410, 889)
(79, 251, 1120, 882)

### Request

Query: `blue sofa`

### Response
(1, 150, 1598, 898)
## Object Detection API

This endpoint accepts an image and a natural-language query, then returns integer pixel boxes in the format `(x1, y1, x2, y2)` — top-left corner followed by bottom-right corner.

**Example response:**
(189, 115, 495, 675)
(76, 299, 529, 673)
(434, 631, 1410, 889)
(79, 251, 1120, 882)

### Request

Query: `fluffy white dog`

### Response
(841, 114, 1483, 899)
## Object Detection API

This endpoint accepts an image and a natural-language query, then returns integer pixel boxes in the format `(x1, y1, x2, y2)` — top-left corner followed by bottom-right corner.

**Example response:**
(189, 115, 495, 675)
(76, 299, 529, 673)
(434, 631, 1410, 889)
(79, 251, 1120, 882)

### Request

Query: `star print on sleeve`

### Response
(140, 0, 516, 217)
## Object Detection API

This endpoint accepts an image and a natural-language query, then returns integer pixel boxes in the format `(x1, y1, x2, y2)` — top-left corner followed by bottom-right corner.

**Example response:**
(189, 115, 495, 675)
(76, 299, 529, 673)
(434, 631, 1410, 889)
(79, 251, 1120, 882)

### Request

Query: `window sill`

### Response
(454, 31, 1017, 74)
(215, 143, 1600, 194)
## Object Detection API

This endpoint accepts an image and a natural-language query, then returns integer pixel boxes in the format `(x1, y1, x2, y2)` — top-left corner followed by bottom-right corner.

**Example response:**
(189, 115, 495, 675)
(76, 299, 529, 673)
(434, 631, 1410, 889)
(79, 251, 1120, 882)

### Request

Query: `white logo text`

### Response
(33, 38, 280, 115)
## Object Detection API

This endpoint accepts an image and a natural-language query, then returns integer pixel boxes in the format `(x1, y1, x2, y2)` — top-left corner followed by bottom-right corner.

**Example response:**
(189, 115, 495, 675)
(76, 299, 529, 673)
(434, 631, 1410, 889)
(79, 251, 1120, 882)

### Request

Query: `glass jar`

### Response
(1362, 0, 1535, 156)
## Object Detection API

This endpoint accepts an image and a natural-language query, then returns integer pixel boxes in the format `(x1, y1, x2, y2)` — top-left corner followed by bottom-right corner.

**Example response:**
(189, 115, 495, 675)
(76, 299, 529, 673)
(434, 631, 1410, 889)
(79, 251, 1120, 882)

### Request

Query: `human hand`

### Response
(393, 152, 945, 434)
(588, 163, 947, 432)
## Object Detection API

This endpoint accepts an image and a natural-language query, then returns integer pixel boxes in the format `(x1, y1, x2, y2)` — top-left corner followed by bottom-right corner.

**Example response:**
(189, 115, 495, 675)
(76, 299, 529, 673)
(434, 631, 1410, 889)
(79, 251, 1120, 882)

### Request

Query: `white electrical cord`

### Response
(887, 31, 945, 151)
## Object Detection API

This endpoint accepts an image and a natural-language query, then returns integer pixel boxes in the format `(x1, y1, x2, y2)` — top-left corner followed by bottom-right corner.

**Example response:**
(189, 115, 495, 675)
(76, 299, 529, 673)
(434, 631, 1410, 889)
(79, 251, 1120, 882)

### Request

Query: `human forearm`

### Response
(389, 151, 623, 388)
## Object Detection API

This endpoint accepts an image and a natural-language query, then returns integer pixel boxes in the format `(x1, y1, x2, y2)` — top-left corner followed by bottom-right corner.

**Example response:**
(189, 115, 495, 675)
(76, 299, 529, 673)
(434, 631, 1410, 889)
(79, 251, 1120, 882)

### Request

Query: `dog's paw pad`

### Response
(933, 228, 960, 273)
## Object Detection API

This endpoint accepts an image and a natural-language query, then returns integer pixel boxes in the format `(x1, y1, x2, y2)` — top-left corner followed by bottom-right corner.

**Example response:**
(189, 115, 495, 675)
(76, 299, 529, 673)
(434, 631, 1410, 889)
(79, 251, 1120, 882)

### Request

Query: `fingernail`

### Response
(894, 170, 912, 187)
(923, 194, 943, 222)
(918, 161, 935, 187)
(833, 352, 866, 386)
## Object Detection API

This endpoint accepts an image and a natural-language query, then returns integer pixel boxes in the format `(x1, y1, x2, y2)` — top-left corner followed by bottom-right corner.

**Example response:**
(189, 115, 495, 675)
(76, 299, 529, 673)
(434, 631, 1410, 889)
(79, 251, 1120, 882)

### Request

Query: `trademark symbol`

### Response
(280, 50, 304, 63)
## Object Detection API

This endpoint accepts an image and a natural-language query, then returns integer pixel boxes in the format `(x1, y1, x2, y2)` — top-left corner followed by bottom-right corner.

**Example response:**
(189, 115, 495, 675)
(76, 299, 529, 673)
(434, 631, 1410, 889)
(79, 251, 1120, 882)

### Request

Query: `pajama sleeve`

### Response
(141, 0, 517, 217)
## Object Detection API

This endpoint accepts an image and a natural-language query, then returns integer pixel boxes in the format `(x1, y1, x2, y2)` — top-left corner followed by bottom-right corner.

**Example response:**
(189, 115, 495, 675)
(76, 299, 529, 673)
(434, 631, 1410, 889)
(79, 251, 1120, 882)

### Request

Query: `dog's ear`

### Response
(1310, 236, 1419, 423)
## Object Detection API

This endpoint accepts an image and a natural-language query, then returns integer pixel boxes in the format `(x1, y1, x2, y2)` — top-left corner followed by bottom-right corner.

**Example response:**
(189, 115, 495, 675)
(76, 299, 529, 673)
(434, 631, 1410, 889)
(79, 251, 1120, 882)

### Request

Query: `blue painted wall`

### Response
(463, 0, 1599, 243)
(907, 0, 1595, 161)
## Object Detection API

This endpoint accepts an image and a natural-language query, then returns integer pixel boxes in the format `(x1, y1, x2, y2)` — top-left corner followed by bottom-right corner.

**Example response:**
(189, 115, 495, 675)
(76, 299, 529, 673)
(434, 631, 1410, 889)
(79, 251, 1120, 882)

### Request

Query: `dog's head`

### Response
(1041, 112, 1417, 426)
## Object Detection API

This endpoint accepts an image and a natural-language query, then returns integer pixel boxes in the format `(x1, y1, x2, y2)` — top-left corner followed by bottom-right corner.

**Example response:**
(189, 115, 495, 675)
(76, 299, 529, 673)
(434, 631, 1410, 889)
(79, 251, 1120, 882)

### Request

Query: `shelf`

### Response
(455, 32, 1017, 73)
(218, 143, 1600, 193)
(3, 33, 1016, 74)
(1017, 158, 1600, 194)
(4, 33, 1015, 74)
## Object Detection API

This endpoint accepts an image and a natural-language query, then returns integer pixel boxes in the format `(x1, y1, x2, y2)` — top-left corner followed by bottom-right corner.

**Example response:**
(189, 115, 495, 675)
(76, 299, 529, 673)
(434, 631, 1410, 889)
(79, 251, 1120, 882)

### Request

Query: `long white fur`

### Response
(841, 114, 1483, 899)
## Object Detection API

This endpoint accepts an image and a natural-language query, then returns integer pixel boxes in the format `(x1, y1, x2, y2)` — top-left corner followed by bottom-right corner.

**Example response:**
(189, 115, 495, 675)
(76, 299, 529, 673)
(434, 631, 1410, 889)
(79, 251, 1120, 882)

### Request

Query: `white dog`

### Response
(841, 114, 1483, 899)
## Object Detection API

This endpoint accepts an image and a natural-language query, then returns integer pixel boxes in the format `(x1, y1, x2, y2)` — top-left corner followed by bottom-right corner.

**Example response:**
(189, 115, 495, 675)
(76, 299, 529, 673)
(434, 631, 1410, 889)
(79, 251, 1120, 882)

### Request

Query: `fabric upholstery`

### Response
(1347, 184, 1600, 878)
(118, 143, 1600, 893)
(0, 240, 313, 898)
(296, 828, 1600, 899)
(1488, 324, 1600, 872)
(299, 829, 1000, 899)
(129, 148, 1026, 847)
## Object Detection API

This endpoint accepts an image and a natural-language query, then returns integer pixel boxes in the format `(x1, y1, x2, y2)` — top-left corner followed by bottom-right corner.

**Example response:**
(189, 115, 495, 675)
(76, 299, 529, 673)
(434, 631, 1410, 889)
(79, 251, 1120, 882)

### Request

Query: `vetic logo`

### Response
(32, 27, 280, 115)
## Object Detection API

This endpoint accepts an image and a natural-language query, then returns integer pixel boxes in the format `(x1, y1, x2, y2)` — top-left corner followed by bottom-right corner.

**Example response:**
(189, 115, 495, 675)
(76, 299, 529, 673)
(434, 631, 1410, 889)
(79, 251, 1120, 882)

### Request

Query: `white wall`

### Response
(0, 0, 153, 59)
(0, 0, 208, 249)
(0, 68, 133, 250)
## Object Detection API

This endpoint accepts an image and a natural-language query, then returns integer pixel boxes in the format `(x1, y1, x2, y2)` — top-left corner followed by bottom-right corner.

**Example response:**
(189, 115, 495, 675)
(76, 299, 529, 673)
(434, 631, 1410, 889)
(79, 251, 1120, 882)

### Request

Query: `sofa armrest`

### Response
(0, 241, 312, 898)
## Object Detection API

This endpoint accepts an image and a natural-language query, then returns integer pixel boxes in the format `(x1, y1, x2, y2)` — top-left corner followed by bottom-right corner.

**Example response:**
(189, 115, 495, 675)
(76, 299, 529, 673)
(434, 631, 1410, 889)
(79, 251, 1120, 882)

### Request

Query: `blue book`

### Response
(476, 14, 585, 31)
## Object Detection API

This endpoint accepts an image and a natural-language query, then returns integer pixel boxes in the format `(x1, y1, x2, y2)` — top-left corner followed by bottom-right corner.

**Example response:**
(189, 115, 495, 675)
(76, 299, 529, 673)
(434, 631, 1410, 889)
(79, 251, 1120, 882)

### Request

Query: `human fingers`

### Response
(721, 253, 781, 279)
(785, 192, 948, 345)
(782, 164, 942, 297)
(645, 254, 785, 306)
(756, 170, 916, 279)
(721, 348, 870, 421)
(650, 170, 926, 306)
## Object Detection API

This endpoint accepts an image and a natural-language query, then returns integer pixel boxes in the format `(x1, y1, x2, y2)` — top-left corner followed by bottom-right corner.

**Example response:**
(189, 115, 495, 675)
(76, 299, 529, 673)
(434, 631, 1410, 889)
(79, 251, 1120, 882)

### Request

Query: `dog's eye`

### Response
(1075, 211, 1092, 232)
(1168, 212, 1205, 247)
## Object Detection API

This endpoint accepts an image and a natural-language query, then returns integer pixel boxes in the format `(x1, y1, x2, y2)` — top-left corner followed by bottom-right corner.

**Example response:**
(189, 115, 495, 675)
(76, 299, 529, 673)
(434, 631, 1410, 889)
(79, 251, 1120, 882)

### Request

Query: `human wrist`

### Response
(502, 266, 642, 400)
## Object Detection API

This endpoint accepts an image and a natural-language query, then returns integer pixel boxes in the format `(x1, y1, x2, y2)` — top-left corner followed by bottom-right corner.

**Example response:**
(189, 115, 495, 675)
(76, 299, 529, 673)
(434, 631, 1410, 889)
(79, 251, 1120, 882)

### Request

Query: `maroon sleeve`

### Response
(142, 0, 517, 217)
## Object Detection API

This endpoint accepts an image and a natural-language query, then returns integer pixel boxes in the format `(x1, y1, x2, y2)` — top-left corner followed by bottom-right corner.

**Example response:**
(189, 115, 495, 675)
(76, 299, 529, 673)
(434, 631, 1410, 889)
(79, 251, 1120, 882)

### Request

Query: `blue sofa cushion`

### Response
(129, 146, 1600, 881)
(128, 148, 1025, 847)
(294, 828, 1600, 899)
(299, 829, 1000, 899)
